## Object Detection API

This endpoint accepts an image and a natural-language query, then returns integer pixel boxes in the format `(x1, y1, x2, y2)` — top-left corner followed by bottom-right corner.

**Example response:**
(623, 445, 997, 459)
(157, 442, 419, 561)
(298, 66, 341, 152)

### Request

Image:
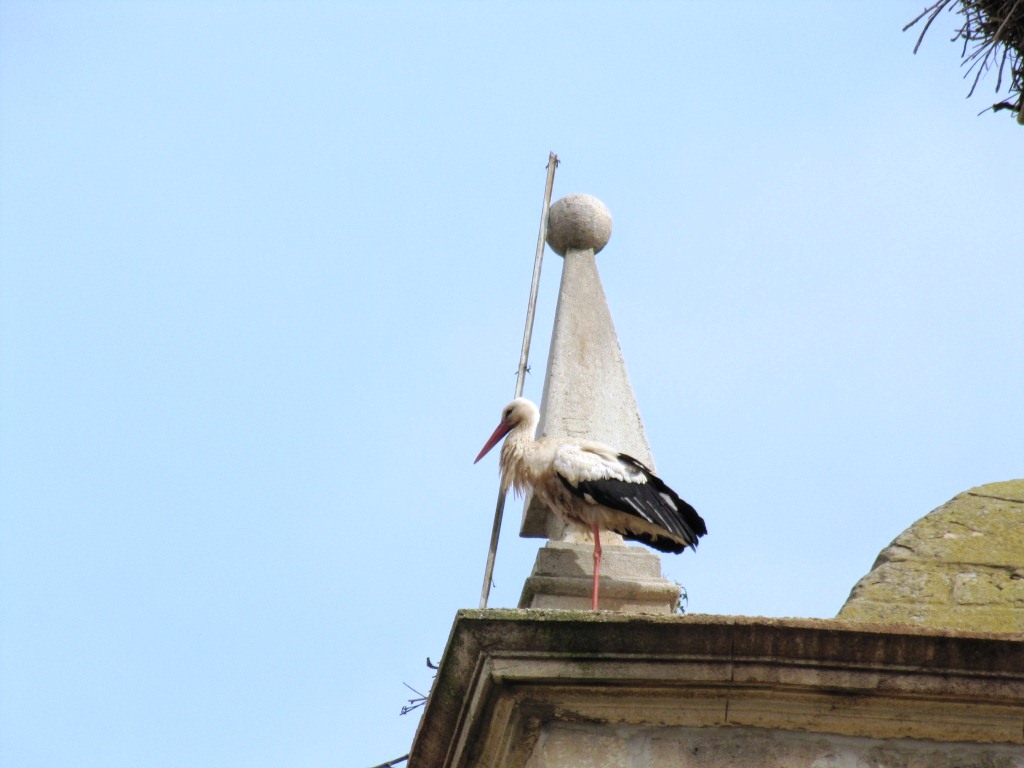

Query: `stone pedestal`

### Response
(519, 540, 682, 614)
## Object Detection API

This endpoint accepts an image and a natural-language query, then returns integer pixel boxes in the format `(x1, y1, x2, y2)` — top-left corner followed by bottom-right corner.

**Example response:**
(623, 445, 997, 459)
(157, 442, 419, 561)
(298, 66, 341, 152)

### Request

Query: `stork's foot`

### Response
(591, 523, 602, 610)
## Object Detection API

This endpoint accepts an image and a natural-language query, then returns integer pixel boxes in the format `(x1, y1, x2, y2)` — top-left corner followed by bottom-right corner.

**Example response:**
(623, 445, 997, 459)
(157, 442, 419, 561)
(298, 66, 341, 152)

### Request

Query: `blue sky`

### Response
(2, 3, 1022, 767)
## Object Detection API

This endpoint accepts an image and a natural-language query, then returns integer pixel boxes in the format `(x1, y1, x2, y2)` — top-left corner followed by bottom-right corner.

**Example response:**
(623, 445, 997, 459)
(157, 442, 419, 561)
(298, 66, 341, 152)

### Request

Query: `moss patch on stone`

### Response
(838, 480, 1024, 633)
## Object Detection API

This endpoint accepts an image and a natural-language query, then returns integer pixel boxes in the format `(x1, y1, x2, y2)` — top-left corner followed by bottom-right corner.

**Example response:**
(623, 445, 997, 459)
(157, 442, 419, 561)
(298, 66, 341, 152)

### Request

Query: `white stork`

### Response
(475, 398, 706, 610)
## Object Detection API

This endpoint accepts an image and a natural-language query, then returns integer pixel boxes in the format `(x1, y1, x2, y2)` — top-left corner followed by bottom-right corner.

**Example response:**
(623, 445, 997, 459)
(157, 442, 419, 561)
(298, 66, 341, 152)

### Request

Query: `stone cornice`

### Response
(408, 611, 1024, 768)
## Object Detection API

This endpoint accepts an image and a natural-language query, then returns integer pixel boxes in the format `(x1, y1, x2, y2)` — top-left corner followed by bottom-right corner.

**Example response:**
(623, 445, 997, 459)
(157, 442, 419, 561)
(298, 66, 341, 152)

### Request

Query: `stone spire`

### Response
(518, 194, 682, 613)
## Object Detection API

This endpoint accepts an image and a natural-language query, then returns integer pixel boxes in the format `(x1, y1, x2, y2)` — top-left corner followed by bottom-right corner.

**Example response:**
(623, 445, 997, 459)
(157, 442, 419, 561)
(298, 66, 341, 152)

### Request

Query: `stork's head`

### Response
(474, 398, 539, 463)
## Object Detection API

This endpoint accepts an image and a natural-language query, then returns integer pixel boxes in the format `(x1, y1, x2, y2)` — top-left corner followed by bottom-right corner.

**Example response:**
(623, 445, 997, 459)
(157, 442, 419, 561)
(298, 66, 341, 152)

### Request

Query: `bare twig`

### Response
(403, 682, 426, 698)
(905, 0, 1024, 119)
(368, 755, 409, 768)
(905, 0, 953, 53)
(963, 0, 1023, 97)
(400, 681, 427, 716)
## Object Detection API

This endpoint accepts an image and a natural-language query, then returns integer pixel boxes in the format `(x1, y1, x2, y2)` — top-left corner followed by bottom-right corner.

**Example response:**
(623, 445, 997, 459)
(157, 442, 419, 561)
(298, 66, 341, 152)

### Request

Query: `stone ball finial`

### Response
(545, 194, 612, 257)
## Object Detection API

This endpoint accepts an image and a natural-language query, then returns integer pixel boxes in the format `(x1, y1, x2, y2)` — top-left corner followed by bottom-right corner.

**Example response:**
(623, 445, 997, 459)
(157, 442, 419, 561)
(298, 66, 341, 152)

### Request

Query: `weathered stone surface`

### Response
(545, 194, 612, 256)
(839, 480, 1024, 633)
(520, 242, 654, 541)
(529, 723, 1024, 768)
(407, 611, 1024, 768)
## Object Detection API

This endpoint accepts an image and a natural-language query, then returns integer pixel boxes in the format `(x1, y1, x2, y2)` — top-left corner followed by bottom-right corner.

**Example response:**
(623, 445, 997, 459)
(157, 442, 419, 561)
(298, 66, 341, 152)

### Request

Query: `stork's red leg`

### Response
(592, 523, 602, 610)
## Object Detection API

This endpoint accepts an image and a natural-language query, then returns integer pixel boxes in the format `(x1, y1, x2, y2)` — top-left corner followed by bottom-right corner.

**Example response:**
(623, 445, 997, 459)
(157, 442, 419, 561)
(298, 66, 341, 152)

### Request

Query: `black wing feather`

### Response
(559, 453, 706, 554)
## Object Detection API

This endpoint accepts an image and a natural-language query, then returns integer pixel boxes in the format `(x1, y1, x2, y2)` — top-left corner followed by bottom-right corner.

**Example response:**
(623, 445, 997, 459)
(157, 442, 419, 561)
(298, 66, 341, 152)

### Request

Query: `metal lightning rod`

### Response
(479, 151, 558, 609)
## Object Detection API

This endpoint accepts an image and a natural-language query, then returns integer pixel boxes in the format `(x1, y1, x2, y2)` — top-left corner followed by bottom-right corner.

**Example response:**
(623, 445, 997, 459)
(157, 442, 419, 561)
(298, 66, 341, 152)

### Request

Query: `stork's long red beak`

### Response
(474, 421, 512, 464)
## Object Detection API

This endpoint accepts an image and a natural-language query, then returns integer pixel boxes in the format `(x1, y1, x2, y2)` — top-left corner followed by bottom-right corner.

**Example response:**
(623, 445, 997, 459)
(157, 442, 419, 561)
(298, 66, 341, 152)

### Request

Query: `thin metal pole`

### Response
(478, 151, 558, 610)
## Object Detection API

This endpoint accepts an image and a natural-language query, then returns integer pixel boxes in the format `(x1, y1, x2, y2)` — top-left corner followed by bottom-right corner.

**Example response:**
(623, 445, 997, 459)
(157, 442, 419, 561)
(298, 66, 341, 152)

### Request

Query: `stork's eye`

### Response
(504, 408, 513, 420)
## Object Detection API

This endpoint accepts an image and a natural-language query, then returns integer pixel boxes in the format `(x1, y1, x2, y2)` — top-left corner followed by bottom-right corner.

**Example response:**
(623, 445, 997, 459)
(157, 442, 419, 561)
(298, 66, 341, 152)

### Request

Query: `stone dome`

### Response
(838, 479, 1024, 633)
